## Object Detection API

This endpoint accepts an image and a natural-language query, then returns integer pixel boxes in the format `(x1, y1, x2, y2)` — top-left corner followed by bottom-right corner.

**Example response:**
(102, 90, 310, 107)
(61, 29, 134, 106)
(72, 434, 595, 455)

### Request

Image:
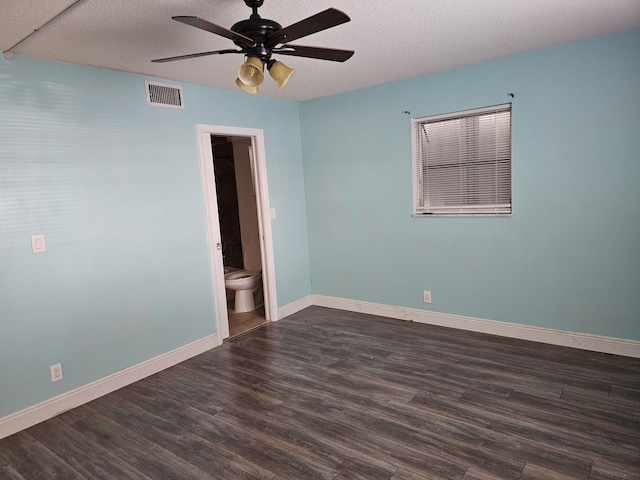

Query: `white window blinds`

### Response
(412, 104, 512, 216)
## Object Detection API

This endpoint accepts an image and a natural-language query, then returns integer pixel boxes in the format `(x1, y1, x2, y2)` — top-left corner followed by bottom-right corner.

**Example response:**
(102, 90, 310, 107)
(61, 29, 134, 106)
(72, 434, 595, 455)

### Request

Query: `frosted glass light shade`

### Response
(238, 57, 264, 87)
(236, 77, 259, 94)
(268, 60, 295, 88)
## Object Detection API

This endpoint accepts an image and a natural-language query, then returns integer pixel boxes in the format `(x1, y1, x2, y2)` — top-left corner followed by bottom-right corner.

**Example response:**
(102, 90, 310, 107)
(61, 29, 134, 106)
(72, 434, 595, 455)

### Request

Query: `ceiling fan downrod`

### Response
(243, 0, 264, 17)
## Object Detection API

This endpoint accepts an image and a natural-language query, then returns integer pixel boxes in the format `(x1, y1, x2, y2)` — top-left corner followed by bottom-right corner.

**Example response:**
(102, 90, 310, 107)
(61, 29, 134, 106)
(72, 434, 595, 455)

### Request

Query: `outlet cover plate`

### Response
(50, 363, 63, 382)
(423, 290, 432, 303)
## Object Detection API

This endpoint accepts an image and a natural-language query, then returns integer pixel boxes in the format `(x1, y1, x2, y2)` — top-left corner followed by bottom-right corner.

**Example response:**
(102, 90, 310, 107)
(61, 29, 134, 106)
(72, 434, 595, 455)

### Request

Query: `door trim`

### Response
(196, 124, 277, 340)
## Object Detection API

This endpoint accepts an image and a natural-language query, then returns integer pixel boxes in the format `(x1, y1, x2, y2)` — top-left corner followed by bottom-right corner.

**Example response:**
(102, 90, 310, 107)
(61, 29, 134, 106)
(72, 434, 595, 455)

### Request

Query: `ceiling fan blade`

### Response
(172, 16, 255, 48)
(152, 49, 242, 63)
(268, 8, 350, 46)
(273, 44, 354, 62)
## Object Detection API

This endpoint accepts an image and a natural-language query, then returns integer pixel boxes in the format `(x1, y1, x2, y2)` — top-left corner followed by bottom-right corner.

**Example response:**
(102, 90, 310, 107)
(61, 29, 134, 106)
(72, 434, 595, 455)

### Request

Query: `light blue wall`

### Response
(0, 56, 311, 417)
(2, 28, 639, 421)
(300, 28, 640, 340)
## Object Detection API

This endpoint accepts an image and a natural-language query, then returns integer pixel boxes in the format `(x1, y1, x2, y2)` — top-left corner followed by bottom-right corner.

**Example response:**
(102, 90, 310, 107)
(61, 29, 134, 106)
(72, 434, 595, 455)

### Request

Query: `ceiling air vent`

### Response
(145, 80, 184, 109)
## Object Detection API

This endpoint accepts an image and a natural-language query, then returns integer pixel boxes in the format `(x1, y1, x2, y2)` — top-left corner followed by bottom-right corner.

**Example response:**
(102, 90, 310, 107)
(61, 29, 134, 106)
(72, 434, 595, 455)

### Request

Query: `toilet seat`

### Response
(225, 269, 261, 289)
(242, 237, 261, 271)
(226, 270, 258, 281)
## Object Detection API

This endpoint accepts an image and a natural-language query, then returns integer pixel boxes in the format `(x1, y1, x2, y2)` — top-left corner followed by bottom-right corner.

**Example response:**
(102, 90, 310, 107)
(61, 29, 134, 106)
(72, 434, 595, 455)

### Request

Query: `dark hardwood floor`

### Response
(2, 306, 639, 479)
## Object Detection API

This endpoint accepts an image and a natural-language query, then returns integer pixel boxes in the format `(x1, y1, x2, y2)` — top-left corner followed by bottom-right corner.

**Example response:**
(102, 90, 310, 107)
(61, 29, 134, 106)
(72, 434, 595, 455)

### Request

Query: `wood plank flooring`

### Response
(1, 306, 639, 479)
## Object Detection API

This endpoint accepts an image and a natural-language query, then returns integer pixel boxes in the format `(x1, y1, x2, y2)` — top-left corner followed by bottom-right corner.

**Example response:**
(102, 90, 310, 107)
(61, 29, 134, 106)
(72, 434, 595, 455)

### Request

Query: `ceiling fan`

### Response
(152, 0, 354, 94)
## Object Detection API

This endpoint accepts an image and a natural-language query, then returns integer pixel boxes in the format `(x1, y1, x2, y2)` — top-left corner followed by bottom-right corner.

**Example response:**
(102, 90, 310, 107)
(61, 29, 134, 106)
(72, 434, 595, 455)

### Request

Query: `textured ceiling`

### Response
(2, 0, 639, 101)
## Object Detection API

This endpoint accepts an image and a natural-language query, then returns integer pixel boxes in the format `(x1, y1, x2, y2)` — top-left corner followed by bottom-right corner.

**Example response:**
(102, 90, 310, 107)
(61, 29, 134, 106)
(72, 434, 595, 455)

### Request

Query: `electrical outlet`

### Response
(423, 290, 432, 304)
(50, 363, 63, 382)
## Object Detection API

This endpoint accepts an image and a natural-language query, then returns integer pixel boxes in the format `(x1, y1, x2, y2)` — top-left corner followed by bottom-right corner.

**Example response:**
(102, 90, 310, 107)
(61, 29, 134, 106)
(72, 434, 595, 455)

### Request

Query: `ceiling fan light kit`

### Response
(235, 77, 259, 94)
(152, 0, 354, 94)
(267, 60, 295, 89)
(238, 56, 265, 88)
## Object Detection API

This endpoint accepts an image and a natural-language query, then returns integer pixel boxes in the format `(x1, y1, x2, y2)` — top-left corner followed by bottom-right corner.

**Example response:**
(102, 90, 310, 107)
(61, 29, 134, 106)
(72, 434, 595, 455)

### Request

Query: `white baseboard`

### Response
(4, 295, 637, 440)
(311, 295, 640, 358)
(278, 294, 313, 320)
(0, 333, 220, 440)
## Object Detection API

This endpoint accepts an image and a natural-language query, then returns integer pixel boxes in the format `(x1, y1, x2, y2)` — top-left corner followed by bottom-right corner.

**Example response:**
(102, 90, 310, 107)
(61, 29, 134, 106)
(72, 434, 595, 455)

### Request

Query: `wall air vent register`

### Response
(145, 80, 184, 109)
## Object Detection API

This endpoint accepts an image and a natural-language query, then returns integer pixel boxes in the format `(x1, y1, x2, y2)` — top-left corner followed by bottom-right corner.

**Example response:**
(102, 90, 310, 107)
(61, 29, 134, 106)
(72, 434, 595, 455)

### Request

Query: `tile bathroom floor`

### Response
(227, 301, 266, 337)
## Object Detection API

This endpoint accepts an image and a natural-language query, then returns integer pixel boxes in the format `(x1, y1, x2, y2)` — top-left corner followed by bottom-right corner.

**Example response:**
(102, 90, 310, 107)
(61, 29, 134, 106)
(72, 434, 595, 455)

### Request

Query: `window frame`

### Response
(411, 103, 512, 217)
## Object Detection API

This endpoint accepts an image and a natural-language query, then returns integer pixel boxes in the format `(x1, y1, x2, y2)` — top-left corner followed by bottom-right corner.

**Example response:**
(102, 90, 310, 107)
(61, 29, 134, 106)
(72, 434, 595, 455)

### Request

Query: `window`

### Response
(412, 103, 512, 216)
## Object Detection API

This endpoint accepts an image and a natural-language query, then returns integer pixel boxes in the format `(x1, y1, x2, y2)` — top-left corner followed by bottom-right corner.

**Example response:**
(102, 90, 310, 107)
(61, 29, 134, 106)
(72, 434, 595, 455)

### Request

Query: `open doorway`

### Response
(212, 135, 266, 336)
(196, 124, 278, 341)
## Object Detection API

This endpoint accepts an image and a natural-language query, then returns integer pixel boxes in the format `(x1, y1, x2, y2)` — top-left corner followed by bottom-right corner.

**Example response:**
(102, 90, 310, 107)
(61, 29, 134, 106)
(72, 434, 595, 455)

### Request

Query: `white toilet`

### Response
(224, 237, 262, 313)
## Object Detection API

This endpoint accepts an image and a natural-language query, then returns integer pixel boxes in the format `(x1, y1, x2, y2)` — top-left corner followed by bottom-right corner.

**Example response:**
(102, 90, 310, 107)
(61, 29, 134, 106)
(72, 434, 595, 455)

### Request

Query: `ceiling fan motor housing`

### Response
(231, 16, 282, 62)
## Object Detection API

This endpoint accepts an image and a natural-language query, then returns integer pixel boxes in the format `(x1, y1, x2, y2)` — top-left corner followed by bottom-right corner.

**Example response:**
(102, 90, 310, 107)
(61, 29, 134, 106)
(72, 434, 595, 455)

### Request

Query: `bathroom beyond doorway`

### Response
(212, 135, 266, 337)
(197, 123, 277, 341)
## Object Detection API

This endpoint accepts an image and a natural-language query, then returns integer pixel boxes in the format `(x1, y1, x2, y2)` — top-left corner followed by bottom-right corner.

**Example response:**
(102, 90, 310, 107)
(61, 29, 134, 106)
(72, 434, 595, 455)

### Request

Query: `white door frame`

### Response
(196, 124, 278, 340)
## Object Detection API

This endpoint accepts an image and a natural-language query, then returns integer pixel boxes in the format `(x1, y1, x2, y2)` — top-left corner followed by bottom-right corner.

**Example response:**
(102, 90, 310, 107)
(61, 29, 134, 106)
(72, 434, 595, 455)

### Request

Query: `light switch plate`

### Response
(30, 234, 46, 253)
